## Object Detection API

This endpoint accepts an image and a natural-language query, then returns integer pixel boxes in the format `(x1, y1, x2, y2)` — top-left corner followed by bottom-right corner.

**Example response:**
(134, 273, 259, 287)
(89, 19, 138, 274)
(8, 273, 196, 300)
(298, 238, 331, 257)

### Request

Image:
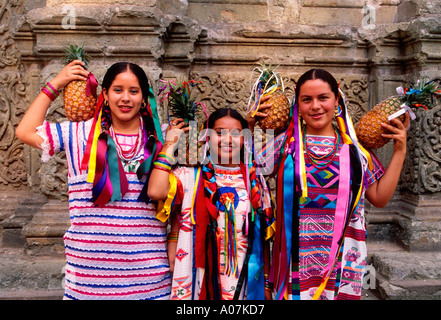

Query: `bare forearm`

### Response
(16, 92, 52, 149)
(147, 143, 176, 200)
(16, 60, 89, 149)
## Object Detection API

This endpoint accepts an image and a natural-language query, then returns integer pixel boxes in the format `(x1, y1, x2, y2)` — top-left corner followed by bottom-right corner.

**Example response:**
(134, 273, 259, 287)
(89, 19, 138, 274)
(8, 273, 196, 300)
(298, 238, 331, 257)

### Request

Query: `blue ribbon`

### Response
(406, 88, 422, 95)
(247, 209, 264, 300)
(275, 153, 295, 300)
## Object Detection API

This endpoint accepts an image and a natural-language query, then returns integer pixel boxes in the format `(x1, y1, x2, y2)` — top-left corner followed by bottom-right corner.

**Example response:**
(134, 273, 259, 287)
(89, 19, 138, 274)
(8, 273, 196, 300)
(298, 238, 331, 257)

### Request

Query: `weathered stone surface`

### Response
(370, 249, 441, 300)
(1, 0, 440, 300)
(0, 247, 65, 300)
(0, 191, 48, 248)
(22, 200, 69, 257)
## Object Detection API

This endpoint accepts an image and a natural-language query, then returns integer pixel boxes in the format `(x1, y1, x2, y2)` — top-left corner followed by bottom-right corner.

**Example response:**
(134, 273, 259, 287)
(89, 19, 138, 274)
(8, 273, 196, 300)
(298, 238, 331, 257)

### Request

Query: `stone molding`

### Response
(1, 0, 440, 255)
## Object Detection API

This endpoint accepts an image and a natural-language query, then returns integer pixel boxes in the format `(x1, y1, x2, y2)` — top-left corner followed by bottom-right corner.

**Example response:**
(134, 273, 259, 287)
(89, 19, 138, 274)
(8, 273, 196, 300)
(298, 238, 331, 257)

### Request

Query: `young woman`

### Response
(252, 69, 409, 300)
(148, 108, 274, 300)
(16, 61, 171, 300)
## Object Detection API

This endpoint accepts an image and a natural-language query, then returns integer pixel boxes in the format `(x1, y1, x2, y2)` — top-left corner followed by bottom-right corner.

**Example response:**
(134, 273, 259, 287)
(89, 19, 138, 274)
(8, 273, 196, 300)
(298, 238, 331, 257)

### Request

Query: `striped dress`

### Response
(37, 119, 171, 300)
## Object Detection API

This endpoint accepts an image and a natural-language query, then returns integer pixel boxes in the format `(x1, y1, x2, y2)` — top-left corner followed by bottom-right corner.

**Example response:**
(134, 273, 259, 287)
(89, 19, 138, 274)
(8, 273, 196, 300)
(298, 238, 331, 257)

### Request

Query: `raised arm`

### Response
(365, 113, 410, 208)
(246, 95, 271, 133)
(147, 119, 188, 201)
(16, 60, 89, 149)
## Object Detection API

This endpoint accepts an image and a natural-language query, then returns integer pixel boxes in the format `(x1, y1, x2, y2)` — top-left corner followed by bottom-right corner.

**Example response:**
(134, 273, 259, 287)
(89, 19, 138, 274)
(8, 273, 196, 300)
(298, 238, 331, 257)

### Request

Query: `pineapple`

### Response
(249, 64, 291, 135)
(63, 44, 97, 122)
(159, 79, 202, 166)
(356, 79, 441, 149)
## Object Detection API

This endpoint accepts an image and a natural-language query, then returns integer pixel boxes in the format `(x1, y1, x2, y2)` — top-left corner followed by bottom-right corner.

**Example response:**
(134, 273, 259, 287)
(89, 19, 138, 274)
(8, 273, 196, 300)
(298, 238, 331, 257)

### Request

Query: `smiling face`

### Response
(103, 70, 144, 133)
(298, 78, 339, 136)
(209, 116, 244, 167)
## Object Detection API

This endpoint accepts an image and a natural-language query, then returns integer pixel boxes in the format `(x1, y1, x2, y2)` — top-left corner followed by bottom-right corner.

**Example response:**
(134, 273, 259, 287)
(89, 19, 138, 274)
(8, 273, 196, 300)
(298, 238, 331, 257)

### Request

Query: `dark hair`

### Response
(295, 68, 341, 104)
(100, 62, 155, 138)
(207, 108, 248, 131)
(206, 108, 249, 164)
(102, 62, 150, 102)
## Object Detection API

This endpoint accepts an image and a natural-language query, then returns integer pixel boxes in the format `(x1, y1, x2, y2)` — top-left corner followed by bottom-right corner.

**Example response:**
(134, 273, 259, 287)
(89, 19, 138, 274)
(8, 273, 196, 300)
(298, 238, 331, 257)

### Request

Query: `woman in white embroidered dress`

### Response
(148, 108, 273, 300)
(16, 61, 171, 300)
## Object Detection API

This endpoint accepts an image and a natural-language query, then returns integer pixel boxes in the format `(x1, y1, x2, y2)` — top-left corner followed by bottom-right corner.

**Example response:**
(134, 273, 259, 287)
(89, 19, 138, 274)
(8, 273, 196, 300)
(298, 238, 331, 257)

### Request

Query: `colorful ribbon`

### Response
(86, 73, 98, 98)
(156, 172, 178, 223)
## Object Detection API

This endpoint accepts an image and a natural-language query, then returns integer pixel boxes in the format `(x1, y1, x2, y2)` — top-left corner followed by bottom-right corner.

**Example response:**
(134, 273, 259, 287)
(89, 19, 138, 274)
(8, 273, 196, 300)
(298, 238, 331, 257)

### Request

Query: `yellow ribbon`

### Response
(156, 172, 178, 223)
(86, 107, 103, 183)
(265, 220, 276, 241)
(359, 144, 374, 171)
(251, 85, 280, 118)
(336, 116, 352, 146)
(189, 167, 202, 225)
(297, 121, 308, 200)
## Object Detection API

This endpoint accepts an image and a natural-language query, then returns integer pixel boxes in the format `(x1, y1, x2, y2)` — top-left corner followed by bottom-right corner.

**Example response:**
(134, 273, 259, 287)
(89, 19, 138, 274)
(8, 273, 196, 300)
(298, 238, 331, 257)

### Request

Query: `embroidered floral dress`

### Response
(170, 165, 271, 300)
(292, 135, 383, 300)
(37, 119, 171, 300)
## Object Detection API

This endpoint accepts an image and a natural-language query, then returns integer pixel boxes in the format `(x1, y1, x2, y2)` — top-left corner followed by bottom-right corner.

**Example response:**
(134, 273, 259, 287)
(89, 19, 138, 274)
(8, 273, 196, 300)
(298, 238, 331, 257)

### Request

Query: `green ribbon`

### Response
(149, 87, 164, 143)
(106, 135, 122, 202)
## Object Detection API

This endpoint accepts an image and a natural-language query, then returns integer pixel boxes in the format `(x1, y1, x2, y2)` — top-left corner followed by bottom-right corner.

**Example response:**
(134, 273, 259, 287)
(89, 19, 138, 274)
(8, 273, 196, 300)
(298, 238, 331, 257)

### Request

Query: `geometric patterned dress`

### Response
(291, 135, 384, 300)
(37, 120, 171, 300)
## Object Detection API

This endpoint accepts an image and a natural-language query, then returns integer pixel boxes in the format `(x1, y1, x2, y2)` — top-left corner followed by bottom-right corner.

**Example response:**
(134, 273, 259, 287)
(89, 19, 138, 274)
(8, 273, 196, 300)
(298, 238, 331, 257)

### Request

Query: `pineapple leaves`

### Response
(159, 79, 202, 125)
(400, 78, 441, 110)
(63, 43, 91, 70)
(255, 63, 280, 88)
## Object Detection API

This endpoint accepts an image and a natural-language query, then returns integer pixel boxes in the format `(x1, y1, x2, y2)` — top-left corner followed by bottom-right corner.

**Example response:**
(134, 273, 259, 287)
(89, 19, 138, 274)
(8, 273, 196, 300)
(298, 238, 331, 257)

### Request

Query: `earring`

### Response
(141, 102, 147, 109)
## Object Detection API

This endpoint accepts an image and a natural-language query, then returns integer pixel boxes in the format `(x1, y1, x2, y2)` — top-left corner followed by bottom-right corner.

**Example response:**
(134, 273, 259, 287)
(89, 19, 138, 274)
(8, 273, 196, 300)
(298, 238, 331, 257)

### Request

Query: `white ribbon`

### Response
(396, 86, 405, 96)
(387, 103, 416, 121)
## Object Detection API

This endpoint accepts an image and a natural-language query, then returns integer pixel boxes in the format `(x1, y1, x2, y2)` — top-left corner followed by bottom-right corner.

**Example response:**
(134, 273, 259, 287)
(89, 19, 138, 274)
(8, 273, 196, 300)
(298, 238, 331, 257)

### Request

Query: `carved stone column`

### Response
(361, 0, 441, 299)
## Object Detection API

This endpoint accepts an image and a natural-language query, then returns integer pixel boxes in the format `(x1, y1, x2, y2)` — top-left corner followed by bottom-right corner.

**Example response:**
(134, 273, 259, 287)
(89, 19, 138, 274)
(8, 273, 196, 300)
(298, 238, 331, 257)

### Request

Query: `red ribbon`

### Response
(81, 92, 104, 172)
(86, 73, 98, 99)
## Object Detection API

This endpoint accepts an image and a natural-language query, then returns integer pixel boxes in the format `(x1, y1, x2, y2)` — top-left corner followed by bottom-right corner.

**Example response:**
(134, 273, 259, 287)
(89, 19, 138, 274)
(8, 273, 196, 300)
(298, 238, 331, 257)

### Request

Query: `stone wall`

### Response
(1, 0, 440, 299)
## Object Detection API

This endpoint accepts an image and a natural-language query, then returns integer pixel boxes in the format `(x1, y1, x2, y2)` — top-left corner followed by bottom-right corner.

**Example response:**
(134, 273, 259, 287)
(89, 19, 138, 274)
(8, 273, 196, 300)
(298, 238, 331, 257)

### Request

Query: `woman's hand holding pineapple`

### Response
(381, 113, 410, 155)
(246, 94, 272, 132)
(365, 112, 410, 208)
(16, 60, 88, 149)
(162, 118, 189, 154)
(50, 60, 90, 91)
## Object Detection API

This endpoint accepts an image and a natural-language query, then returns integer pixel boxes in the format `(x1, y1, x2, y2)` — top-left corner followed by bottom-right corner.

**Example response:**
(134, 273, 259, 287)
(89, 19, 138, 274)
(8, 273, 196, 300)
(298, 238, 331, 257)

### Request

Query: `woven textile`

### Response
(294, 135, 384, 300)
(37, 120, 171, 300)
(170, 165, 272, 300)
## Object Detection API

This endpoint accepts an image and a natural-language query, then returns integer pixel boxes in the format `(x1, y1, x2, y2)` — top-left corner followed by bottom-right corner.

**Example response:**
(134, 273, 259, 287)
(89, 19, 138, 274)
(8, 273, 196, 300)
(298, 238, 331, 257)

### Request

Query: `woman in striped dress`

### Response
(251, 69, 409, 300)
(16, 61, 171, 300)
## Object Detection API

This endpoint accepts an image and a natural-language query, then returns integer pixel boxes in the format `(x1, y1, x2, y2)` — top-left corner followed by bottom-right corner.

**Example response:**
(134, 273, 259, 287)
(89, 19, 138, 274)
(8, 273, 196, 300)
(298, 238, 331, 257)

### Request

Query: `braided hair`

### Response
(88, 62, 159, 205)
(197, 108, 267, 299)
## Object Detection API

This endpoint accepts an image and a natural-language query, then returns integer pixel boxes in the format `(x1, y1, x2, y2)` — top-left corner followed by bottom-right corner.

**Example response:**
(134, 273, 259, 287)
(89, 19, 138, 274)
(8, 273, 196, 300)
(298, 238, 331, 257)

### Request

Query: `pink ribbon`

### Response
(321, 143, 350, 278)
(86, 73, 98, 98)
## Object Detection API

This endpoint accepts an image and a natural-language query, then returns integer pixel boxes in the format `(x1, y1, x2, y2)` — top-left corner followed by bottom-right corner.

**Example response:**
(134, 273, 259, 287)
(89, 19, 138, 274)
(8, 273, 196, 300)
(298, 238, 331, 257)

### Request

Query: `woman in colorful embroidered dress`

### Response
(16, 61, 171, 300)
(148, 108, 274, 300)
(250, 69, 409, 300)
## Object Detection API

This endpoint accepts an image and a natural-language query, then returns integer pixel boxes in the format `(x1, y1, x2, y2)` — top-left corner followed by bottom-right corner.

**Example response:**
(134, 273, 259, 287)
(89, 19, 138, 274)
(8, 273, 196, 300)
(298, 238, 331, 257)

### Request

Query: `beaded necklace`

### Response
(110, 116, 144, 162)
(303, 125, 340, 170)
